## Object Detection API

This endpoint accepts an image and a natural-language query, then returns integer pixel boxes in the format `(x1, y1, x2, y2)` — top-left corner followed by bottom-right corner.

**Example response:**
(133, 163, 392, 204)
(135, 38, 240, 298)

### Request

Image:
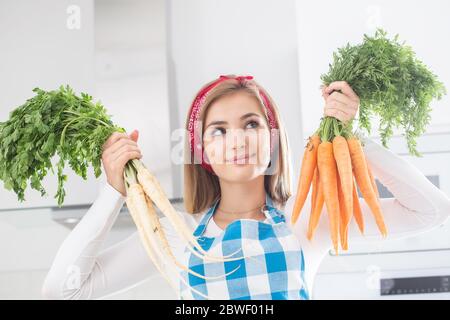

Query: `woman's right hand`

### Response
(101, 129, 142, 197)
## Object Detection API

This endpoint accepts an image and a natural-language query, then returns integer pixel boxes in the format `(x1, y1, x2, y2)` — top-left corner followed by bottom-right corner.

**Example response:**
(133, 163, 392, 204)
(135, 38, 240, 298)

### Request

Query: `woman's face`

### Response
(202, 91, 271, 182)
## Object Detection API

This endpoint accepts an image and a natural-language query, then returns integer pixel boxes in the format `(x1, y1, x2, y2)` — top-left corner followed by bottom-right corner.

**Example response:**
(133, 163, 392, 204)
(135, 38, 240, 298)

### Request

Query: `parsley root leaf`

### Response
(320, 28, 446, 155)
(0, 85, 125, 206)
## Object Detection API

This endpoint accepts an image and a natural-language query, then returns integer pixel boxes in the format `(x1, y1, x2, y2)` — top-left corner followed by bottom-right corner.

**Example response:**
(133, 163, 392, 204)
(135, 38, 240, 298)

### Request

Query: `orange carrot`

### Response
(333, 136, 353, 232)
(311, 168, 319, 213)
(352, 178, 365, 234)
(366, 160, 380, 199)
(337, 172, 349, 250)
(317, 141, 340, 254)
(348, 137, 387, 237)
(291, 135, 321, 224)
(307, 170, 324, 241)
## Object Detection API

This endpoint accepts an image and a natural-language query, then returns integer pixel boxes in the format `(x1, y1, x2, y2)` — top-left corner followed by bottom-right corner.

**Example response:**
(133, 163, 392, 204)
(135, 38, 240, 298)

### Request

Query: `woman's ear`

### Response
(203, 151, 211, 165)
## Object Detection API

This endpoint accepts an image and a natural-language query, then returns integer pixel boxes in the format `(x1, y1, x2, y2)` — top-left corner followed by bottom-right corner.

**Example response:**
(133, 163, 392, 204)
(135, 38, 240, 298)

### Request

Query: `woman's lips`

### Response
(228, 153, 256, 164)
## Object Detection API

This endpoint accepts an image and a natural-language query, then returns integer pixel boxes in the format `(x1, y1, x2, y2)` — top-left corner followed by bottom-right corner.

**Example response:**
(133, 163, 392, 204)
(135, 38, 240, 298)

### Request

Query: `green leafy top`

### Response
(320, 28, 446, 155)
(0, 85, 124, 206)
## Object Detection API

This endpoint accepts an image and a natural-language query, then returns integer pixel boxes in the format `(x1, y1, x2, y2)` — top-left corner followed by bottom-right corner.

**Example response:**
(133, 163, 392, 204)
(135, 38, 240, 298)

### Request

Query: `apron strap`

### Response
(193, 198, 220, 237)
(264, 192, 286, 224)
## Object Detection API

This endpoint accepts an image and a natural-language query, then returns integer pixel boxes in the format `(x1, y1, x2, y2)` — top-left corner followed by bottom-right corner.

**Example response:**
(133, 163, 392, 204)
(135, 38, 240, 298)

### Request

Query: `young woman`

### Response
(42, 75, 450, 300)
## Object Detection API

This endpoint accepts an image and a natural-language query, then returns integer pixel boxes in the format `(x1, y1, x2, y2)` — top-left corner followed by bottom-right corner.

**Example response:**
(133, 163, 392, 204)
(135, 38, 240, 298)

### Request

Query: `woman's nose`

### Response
(227, 128, 247, 150)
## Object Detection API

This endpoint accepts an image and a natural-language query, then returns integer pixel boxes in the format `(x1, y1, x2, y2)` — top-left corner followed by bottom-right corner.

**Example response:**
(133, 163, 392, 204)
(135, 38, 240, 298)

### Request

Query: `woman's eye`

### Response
(211, 127, 226, 136)
(246, 120, 259, 129)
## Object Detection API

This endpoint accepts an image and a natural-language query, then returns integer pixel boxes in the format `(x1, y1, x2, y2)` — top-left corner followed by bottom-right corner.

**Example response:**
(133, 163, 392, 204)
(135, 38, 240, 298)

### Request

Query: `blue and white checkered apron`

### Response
(179, 192, 310, 300)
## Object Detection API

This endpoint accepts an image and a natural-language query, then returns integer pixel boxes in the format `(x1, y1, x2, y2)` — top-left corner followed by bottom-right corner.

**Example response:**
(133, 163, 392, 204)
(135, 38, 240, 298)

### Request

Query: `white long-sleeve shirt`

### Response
(41, 137, 450, 299)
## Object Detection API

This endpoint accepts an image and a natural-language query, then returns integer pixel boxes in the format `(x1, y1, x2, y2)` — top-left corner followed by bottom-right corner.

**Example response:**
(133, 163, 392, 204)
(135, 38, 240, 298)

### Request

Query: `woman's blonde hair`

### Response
(183, 75, 292, 214)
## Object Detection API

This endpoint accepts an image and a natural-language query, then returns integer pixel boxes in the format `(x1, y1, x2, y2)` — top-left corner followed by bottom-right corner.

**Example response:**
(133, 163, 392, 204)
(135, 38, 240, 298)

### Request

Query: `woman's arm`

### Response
(41, 182, 181, 300)
(349, 136, 449, 240)
(42, 130, 195, 299)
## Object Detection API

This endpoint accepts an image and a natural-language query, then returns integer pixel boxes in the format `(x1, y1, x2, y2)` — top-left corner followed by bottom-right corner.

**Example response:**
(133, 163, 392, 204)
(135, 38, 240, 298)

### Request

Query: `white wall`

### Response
(94, 0, 173, 198)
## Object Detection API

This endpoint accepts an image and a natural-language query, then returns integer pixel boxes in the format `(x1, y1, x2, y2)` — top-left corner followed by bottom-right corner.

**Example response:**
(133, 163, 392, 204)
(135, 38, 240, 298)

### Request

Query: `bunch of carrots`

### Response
(290, 28, 446, 253)
(291, 117, 385, 254)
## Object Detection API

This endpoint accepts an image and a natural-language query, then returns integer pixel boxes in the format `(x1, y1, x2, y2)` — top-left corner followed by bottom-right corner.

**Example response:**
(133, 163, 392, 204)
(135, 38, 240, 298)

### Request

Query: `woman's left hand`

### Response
(321, 81, 360, 124)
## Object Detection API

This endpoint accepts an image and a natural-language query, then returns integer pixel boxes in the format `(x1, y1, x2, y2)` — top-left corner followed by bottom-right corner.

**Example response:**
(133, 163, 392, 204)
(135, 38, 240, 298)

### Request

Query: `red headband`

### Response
(188, 75, 278, 175)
